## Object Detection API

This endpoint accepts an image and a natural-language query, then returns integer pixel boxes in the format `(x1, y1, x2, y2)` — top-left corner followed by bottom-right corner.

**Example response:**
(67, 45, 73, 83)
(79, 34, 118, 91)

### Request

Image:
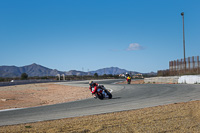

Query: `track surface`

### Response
(0, 79, 200, 126)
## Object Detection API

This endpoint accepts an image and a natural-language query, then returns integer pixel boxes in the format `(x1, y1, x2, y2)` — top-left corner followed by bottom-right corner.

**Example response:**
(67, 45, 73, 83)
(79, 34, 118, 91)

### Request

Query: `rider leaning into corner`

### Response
(89, 80, 109, 98)
(89, 81, 99, 98)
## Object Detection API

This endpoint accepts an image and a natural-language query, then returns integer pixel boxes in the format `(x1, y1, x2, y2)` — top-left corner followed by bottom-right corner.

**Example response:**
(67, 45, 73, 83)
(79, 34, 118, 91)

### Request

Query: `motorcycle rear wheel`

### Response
(97, 93, 104, 100)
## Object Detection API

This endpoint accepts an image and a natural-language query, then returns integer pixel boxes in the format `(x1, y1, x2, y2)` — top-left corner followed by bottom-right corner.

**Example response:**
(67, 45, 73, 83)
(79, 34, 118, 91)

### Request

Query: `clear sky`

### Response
(0, 0, 200, 73)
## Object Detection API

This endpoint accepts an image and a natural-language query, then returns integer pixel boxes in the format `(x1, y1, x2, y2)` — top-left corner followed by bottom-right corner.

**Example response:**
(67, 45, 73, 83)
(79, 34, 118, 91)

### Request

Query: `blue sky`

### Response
(0, 0, 200, 73)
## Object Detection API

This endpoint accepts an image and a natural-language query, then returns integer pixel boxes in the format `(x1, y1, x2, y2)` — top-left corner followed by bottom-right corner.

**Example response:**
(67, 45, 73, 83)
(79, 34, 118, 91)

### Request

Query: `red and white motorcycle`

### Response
(94, 85, 112, 100)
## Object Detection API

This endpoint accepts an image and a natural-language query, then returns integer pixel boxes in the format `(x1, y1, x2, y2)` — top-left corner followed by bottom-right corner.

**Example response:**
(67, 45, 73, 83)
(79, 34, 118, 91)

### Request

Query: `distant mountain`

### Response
(0, 63, 65, 77)
(89, 67, 139, 75)
(0, 63, 156, 77)
(65, 70, 88, 76)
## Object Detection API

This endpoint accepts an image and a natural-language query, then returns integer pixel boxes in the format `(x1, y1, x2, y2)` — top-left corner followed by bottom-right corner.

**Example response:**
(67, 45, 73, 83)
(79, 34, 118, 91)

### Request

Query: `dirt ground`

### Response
(0, 83, 92, 110)
(116, 79, 144, 84)
(1, 81, 200, 132)
(0, 80, 144, 110)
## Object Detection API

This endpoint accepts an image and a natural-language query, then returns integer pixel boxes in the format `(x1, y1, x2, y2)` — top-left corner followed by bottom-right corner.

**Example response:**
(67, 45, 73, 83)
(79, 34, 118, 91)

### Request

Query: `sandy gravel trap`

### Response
(0, 83, 92, 110)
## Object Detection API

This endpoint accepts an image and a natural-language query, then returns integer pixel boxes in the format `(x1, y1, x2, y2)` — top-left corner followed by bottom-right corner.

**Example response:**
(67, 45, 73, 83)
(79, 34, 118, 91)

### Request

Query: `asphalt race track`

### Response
(1, 79, 200, 126)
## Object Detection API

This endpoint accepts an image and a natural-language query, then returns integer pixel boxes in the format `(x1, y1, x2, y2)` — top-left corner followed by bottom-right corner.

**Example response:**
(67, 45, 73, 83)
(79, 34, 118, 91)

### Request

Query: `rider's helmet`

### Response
(126, 72, 130, 77)
(89, 80, 94, 86)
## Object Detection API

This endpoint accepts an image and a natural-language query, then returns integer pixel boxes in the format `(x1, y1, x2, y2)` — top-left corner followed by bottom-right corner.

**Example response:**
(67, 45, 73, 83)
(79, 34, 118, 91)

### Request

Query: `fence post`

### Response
(192, 56, 195, 74)
(169, 61, 171, 75)
(188, 57, 190, 70)
(177, 59, 179, 75)
(181, 59, 183, 75)
(174, 60, 177, 75)
(192, 56, 195, 69)
(197, 56, 199, 74)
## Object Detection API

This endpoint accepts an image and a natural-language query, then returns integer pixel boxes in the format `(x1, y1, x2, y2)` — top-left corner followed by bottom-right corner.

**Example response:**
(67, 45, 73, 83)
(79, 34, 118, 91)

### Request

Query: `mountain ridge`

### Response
(0, 63, 156, 77)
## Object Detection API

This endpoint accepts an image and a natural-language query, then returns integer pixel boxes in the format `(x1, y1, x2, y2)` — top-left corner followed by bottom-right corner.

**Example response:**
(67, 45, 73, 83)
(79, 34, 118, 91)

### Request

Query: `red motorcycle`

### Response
(95, 85, 112, 100)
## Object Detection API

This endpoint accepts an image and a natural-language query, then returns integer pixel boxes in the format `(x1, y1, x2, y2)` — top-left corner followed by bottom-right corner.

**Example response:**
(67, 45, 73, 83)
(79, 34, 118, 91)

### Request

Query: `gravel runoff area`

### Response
(1, 80, 200, 132)
(0, 83, 92, 110)
(0, 79, 144, 110)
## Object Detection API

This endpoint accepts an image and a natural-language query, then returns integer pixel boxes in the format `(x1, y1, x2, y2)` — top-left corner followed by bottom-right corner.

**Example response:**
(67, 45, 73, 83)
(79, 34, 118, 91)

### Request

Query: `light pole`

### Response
(181, 12, 186, 71)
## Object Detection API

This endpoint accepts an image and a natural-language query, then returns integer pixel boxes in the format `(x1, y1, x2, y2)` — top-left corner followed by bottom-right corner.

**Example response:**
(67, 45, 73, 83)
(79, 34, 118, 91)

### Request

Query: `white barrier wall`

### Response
(144, 75, 200, 84)
(144, 76, 179, 84)
(178, 75, 200, 84)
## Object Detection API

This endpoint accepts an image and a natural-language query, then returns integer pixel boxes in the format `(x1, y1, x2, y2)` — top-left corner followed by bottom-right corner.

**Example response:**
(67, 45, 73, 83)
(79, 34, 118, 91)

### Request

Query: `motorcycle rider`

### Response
(125, 72, 131, 84)
(127, 75, 131, 84)
(89, 81, 109, 98)
(89, 81, 98, 93)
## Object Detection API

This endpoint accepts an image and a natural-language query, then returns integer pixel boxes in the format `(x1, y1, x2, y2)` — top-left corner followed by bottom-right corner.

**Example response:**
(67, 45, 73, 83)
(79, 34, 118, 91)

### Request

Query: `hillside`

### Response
(89, 67, 139, 75)
(0, 63, 64, 77)
(0, 63, 155, 77)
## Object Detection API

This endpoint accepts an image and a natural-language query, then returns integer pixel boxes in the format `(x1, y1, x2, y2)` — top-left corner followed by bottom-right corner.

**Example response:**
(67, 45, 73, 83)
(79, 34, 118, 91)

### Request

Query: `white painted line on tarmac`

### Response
(0, 108, 22, 112)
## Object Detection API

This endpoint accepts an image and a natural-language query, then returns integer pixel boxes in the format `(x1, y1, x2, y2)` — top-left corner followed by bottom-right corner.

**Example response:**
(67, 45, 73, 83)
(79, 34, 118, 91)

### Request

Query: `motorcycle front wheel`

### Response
(97, 93, 104, 100)
(108, 93, 112, 99)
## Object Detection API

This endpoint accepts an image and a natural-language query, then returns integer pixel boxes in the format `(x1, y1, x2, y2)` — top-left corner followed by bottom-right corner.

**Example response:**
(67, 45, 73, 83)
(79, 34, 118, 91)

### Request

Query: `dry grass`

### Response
(1, 100, 200, 133)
